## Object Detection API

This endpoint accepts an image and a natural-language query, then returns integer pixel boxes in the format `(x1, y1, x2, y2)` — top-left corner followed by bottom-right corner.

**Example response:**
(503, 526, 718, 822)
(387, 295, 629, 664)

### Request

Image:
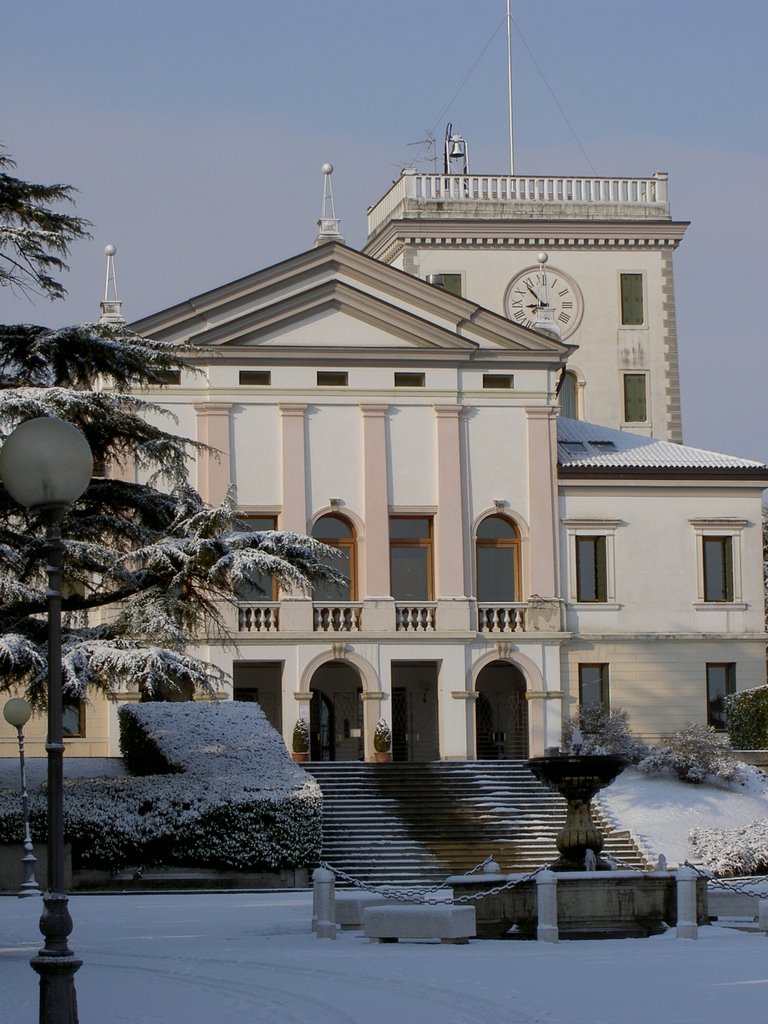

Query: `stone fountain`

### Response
(526, 737, 627, 871)
(449, 734, 707, 939)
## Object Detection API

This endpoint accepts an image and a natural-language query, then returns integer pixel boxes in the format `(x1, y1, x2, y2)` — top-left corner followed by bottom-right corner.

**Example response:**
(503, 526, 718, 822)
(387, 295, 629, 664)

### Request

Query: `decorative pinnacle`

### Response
(99, 244, 125, 325)
(314, 163, 344, 247)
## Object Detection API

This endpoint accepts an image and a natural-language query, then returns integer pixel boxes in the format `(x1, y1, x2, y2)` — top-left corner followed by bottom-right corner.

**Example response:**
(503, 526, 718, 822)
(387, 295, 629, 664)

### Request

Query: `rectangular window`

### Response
(389, 517, 433, 601)
(575, 536, 607, 602)
(236, 515, 278, 600)
(427, 273, 462, 297)
(394, 372, 425, 388)
(239, 370, 271, 385)
(706, 663, 735, 729)
(317, 371, 348, 386)
(579, 664, 609, 710)
(155, 369, 181, 386)
(62, 696, 85, 738)
(482, 374, 514, 389)
(623, 373, 647, 422)
(620, 273, 644, 325)
(703, 536, 734, 602)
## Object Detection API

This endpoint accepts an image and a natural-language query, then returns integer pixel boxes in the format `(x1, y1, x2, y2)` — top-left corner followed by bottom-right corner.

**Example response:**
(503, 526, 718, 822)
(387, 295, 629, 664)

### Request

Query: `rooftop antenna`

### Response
(314, 163, 345, 246)
(506, 0, 515, 175)
(444, 124, 469, 174)
(406, 132, 438, 171)
(98, 244, 125, 325)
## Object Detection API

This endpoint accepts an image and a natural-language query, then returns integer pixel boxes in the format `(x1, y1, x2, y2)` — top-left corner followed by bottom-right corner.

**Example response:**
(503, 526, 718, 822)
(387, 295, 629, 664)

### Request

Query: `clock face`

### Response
(504, 264, 583, 339)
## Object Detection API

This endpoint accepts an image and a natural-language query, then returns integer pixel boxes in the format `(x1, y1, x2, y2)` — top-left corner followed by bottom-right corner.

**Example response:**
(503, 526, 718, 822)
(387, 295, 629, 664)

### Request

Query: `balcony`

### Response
(477, 604, 527, 634)
(234, 599, 554, 635)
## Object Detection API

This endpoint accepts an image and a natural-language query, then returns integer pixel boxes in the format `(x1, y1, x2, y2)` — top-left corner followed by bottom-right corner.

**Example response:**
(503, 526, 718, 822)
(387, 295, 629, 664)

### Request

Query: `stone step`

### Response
(305, 760, 648, 885)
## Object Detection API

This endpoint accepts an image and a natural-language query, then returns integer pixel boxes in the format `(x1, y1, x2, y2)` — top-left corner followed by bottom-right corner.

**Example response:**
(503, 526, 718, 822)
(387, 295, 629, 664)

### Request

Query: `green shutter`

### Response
(623, 374, 647, 422)
(620, 274, 644, 325)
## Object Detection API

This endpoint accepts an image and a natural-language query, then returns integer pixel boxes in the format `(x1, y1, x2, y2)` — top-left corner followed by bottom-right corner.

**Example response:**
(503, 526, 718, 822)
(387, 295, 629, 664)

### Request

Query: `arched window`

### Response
(558, 370, 579, 419)
(476, 516, 520, 602)
(311, 514, 356, 601)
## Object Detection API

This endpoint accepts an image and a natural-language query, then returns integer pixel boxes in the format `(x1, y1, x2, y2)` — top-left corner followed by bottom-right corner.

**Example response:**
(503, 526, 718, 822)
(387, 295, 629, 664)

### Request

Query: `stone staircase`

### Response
(305, 761, 649, 887)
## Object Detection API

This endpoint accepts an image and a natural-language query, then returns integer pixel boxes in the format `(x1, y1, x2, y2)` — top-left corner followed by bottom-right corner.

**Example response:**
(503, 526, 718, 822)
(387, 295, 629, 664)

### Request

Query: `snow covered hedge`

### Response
(690, 819, 768, 877)
(0, 702, 322, 871)
(636, 722, 746, 784)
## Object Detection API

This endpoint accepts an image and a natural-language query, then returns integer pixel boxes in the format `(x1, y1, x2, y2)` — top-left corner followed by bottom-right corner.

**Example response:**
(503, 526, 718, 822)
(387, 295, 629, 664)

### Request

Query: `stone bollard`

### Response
(675, 866, 698, 940)
(758, 899, 768, 936)
(313, 867, 336, 940)
(536, 869, 559, 943)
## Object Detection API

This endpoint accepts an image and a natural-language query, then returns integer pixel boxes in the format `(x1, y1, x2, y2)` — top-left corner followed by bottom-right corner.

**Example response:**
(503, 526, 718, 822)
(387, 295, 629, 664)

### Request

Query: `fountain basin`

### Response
(449, 871, 709, 940)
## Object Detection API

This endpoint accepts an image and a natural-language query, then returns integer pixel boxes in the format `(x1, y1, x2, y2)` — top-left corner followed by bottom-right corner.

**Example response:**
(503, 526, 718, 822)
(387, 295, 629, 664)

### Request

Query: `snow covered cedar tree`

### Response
(0, 154, 344, 708)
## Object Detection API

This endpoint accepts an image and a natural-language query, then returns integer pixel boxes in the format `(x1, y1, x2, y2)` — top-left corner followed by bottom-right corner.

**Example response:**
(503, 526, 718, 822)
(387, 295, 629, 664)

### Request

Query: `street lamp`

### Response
(0, 417, 93, 1024)
(2, 697, 41, 898)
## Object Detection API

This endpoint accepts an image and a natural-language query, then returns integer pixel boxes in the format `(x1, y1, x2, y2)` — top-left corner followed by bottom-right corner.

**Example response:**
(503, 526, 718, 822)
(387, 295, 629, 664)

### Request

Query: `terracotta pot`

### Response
(373, 751, 392, 763)
(292, 751, 310, 763)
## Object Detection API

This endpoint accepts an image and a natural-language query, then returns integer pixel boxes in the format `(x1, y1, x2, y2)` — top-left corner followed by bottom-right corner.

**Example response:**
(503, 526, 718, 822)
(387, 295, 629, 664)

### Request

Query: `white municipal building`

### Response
(14, 161, 768, 762)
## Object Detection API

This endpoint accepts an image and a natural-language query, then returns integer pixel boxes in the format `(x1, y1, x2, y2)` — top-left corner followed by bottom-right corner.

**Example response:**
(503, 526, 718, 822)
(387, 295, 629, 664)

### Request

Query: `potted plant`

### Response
(292, 719, 310, 762)
(373, 718, 392, 763)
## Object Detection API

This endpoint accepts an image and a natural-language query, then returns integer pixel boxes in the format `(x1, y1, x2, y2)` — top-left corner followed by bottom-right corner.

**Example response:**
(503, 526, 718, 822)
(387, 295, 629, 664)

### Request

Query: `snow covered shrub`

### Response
(690, 819, 768, 877)
(0, 702, 322, 871)
(564, 705, 648, 762)
(292, 718, 310, 754)
(637, 722, 745, 784)
(373, 718, 392, 753)
(726, 686, 768, 750)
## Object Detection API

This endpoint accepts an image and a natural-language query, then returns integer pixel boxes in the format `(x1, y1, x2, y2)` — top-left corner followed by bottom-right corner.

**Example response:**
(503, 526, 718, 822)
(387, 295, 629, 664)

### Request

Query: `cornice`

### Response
(365, 218, 689, 260)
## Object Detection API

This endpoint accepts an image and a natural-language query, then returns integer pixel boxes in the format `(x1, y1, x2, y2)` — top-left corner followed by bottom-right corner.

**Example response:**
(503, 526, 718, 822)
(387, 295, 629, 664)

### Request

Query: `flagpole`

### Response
(506, 0, 515, 175)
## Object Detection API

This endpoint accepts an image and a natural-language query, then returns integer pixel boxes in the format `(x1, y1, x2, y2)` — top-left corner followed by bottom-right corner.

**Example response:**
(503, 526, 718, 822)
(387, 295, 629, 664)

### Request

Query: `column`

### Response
(360, 404, 394, 631)
(194, 403, 232, 506)
(434, 405, 470, 630)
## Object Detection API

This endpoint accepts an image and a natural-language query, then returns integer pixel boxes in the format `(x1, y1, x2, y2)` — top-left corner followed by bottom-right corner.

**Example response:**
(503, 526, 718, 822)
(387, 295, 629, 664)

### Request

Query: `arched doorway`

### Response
(309, 661, 364, 761)
(475, 661, 529, 759)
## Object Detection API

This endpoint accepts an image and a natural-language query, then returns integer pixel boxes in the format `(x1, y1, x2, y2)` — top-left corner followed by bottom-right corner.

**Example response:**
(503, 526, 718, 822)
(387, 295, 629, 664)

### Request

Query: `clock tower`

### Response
(364, 168, 688, 442)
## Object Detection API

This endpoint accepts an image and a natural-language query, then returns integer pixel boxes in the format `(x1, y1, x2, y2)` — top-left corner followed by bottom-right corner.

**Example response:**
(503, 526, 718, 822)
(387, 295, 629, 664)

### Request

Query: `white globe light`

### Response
(3, 697, 32, 728)
(0, 417, 93, 509)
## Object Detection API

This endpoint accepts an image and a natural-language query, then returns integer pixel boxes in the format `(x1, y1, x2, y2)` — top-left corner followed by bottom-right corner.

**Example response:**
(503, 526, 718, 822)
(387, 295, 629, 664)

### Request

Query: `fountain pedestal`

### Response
(527, 753, 627, 871)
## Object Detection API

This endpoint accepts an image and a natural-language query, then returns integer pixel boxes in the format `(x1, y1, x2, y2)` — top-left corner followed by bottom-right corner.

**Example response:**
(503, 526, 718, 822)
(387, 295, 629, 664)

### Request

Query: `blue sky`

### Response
(1, 0, 767, 463)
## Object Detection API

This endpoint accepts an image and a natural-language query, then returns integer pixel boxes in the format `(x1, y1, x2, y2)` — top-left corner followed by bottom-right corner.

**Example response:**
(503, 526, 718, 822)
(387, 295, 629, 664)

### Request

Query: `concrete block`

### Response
(363, 904, 475, 944)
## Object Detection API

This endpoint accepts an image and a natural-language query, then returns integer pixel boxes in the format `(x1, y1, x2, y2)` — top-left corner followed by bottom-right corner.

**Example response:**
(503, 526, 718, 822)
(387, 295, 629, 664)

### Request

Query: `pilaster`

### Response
(279, 404, 308, 533)
(194, 403, 232, 506)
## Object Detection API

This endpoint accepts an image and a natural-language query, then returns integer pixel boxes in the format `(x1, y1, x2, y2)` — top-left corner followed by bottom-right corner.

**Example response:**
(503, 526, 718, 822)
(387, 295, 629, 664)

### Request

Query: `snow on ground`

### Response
(1, 764, 768, 1021)
(2, 890, 768, 1024)
(598, 766, 768, 866)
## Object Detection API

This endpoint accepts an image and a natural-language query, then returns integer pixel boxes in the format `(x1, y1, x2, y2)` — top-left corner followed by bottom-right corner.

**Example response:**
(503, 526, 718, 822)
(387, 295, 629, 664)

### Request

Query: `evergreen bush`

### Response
(373, 718, 392, 753)
(725, 686, 768, 750)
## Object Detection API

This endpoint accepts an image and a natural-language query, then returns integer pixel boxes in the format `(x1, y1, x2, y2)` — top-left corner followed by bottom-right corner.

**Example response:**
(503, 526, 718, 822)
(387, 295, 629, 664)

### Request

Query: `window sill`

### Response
(569, 602, 622, 611)
(693, 602, 747, 611)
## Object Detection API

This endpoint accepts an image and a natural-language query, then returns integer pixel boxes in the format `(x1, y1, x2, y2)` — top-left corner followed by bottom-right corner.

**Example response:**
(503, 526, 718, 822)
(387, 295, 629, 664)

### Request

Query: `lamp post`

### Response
(0, 417, 93, 1024)
(2, 697, 41, 898)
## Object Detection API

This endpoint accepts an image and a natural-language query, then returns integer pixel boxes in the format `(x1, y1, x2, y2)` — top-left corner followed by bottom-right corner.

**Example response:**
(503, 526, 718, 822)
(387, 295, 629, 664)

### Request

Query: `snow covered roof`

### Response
(557, 419, 768, 475)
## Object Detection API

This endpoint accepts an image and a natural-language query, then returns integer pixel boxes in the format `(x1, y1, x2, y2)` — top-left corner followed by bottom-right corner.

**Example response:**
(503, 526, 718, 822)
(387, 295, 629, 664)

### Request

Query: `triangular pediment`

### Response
(130, 242, 573, 359)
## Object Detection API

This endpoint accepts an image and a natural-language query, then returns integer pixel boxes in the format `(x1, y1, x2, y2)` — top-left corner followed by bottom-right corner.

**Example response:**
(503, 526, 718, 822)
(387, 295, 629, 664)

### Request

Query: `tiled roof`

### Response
(557, 419, 767, 471)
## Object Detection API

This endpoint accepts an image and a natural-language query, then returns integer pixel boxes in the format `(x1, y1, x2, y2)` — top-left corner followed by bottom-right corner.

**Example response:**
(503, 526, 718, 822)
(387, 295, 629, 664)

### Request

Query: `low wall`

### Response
(0, 843, 72, 893)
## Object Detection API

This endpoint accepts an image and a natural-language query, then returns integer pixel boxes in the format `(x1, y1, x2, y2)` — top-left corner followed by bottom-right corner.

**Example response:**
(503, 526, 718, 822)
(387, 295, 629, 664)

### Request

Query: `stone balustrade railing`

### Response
(367, 170, 670, 235)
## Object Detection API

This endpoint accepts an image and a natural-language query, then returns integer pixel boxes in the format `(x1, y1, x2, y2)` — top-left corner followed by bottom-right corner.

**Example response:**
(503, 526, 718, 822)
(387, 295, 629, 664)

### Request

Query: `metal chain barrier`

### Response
(320, 859, 550, 905)
(683, 860, 768, 900)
